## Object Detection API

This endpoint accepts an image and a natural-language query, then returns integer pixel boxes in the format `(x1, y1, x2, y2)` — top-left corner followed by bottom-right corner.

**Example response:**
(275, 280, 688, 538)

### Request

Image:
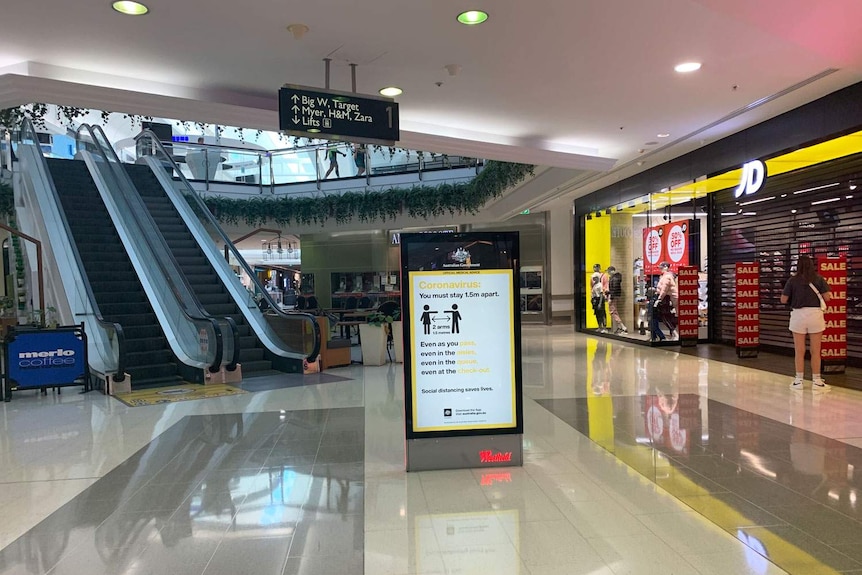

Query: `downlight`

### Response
(379, 87, 403, 97)
(457, 10, 489, 25)
(112, 1, 149, 15)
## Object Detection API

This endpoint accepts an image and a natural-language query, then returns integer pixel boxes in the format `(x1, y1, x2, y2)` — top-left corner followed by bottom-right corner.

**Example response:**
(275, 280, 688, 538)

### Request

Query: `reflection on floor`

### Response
(538, 395, 862, 574)
(0, 409, 364, 575)
(4, 326, 862, 574)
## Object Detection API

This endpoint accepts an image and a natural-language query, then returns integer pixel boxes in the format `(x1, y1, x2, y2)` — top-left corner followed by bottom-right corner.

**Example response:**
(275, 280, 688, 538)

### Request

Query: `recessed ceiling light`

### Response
(457, 10, 489, 25)
(112, 1, 149, 15)
(379, 86, 403, 97)
(675, 62, 701, 73)
(657, 133, 670, 138)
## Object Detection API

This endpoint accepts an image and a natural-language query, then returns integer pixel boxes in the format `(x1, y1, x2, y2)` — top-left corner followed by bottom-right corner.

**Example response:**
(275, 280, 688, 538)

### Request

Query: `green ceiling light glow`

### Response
(457, 10, 488, 25)
(379, 86, 403, 97)
(112, 1, 149, 15)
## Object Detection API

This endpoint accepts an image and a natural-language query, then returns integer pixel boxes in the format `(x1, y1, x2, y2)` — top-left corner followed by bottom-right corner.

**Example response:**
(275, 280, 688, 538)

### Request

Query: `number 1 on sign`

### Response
(386, 106, 392, 128)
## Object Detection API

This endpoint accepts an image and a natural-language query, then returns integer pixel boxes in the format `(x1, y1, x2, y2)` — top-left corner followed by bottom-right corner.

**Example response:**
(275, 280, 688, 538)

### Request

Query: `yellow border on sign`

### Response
(408, 269, 516, 433)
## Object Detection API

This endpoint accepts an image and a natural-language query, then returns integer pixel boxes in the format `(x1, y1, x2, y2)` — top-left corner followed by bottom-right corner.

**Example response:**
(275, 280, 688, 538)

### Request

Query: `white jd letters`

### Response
(734, 160, 766, 198)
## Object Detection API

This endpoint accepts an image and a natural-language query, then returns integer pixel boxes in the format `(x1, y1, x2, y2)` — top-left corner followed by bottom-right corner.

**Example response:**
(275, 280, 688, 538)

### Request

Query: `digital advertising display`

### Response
(401, 232, 523, 441)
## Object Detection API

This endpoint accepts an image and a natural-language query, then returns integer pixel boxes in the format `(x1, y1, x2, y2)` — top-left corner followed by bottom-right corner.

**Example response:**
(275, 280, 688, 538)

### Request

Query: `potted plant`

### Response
(359, 310, 397, 366)
(45, 306, 58, 328)
(0, 296, 15, 331)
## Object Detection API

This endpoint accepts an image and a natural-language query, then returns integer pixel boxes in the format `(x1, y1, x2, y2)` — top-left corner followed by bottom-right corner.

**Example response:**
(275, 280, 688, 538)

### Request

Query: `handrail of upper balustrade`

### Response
(124, 138, 483, 195)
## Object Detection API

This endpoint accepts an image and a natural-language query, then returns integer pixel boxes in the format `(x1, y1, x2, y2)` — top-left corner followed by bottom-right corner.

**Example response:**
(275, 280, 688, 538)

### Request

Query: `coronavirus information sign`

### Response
(401, 232, 523, 471)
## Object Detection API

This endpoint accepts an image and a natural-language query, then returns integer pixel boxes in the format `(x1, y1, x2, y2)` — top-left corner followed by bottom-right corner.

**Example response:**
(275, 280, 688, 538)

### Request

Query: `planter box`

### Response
(359, 323, 388, 366)
(392, 321, 404, 363)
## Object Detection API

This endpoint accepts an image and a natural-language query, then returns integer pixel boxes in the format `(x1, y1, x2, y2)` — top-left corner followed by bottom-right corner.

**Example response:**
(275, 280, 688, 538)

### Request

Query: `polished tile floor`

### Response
(2, 326, 862, 574)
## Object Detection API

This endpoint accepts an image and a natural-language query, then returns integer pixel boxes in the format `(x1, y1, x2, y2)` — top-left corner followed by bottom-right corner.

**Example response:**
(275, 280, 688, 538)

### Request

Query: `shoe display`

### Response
(790, 379, 804, 390)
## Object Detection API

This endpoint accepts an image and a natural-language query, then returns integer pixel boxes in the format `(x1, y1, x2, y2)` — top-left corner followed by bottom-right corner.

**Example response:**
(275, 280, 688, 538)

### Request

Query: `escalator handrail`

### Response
(76, 124, 234, 373)
(135, 129, 321, 362)
(17, 118, 128, 383)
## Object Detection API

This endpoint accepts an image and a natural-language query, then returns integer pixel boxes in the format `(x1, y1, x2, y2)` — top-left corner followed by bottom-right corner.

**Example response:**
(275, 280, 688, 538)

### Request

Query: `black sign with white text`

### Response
(278, 85, 400, 144)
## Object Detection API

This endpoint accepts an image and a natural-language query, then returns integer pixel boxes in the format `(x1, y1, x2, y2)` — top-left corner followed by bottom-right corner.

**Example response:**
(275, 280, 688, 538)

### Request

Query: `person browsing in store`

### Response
(590, 264, 608, 333)
(655, 262, 678, 340)
(605, 266, 627, 334)
(781, 255, 831, 390)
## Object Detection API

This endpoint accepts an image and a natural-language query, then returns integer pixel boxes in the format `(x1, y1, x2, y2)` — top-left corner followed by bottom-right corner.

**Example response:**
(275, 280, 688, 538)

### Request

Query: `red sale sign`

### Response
(818, 255, 847, 372)
(735, 262, 760, 356)
(677, 266, 699, 344)
(642, 219, 691, 275)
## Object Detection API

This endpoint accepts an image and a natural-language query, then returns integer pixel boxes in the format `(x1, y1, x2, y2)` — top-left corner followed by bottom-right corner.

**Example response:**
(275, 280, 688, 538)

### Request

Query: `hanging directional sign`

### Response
(278, 84, 400, 145)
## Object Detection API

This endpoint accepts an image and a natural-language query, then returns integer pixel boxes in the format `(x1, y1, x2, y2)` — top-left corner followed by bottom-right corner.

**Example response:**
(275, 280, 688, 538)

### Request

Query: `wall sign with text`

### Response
(643, 219, 692, 275)
(818, 255, 847, 372)
(676, 266, 699, 345)
(735, 262, 760, 356)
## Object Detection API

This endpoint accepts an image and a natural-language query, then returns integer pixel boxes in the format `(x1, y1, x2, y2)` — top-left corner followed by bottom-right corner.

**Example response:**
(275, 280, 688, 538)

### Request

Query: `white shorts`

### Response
(789, 307, 825, 334)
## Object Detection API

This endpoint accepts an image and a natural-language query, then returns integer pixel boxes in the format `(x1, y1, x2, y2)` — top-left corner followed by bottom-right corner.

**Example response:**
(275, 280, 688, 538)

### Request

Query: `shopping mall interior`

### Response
(5, 1, 862, 574)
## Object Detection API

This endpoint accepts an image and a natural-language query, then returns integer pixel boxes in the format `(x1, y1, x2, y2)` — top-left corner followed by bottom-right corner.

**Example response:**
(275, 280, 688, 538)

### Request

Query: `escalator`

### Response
(46, 158, 184, 387)
(125, 164, 273, 375)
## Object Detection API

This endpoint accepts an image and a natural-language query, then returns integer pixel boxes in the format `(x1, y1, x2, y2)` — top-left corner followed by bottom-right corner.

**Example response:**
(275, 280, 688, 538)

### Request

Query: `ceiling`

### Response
(3, 0, 862, 211)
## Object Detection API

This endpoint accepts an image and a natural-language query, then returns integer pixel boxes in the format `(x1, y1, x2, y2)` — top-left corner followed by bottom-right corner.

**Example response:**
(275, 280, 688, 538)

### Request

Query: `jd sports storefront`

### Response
(575, 81, 862, 371)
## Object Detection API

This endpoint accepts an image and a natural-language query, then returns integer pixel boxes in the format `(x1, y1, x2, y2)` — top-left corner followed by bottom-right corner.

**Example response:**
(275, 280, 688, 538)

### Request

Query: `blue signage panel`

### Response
(6, 327, 87, 389)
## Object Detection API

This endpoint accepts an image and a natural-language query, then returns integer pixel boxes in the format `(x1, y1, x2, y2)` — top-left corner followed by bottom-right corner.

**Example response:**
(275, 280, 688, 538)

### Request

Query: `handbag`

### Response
(808, 283, 827, 312)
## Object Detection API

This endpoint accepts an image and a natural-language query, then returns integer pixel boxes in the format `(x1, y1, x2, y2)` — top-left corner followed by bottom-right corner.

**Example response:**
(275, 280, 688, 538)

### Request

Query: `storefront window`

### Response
(579, 126, 862, 360)
(582, 191, 708, 344)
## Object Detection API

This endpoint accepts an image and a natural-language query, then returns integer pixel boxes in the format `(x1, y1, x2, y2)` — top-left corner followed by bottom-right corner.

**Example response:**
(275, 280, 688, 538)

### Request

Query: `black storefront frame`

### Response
(574, 81, 862, 349)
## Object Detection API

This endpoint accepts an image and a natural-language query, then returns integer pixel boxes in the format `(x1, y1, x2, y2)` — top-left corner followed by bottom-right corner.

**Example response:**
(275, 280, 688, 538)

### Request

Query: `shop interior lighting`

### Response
(739, 196, 775, 206)
(379, 86, 403, 97)
(457, 10, 489, 25)
(674, 62, 702, 73)
(112, 1, 149, 15)
(793, 182, 839, 195)
(811, 197, 841, 206)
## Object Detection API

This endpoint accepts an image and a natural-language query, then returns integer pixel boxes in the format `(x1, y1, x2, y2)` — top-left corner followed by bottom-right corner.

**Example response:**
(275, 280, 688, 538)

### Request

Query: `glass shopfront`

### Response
(582, 195, 707, 344)
(578, 126, 862, 362)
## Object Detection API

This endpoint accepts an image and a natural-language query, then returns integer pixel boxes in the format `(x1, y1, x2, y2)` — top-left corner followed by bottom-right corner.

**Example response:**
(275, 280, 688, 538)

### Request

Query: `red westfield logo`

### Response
(479, 450, 512, 463)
